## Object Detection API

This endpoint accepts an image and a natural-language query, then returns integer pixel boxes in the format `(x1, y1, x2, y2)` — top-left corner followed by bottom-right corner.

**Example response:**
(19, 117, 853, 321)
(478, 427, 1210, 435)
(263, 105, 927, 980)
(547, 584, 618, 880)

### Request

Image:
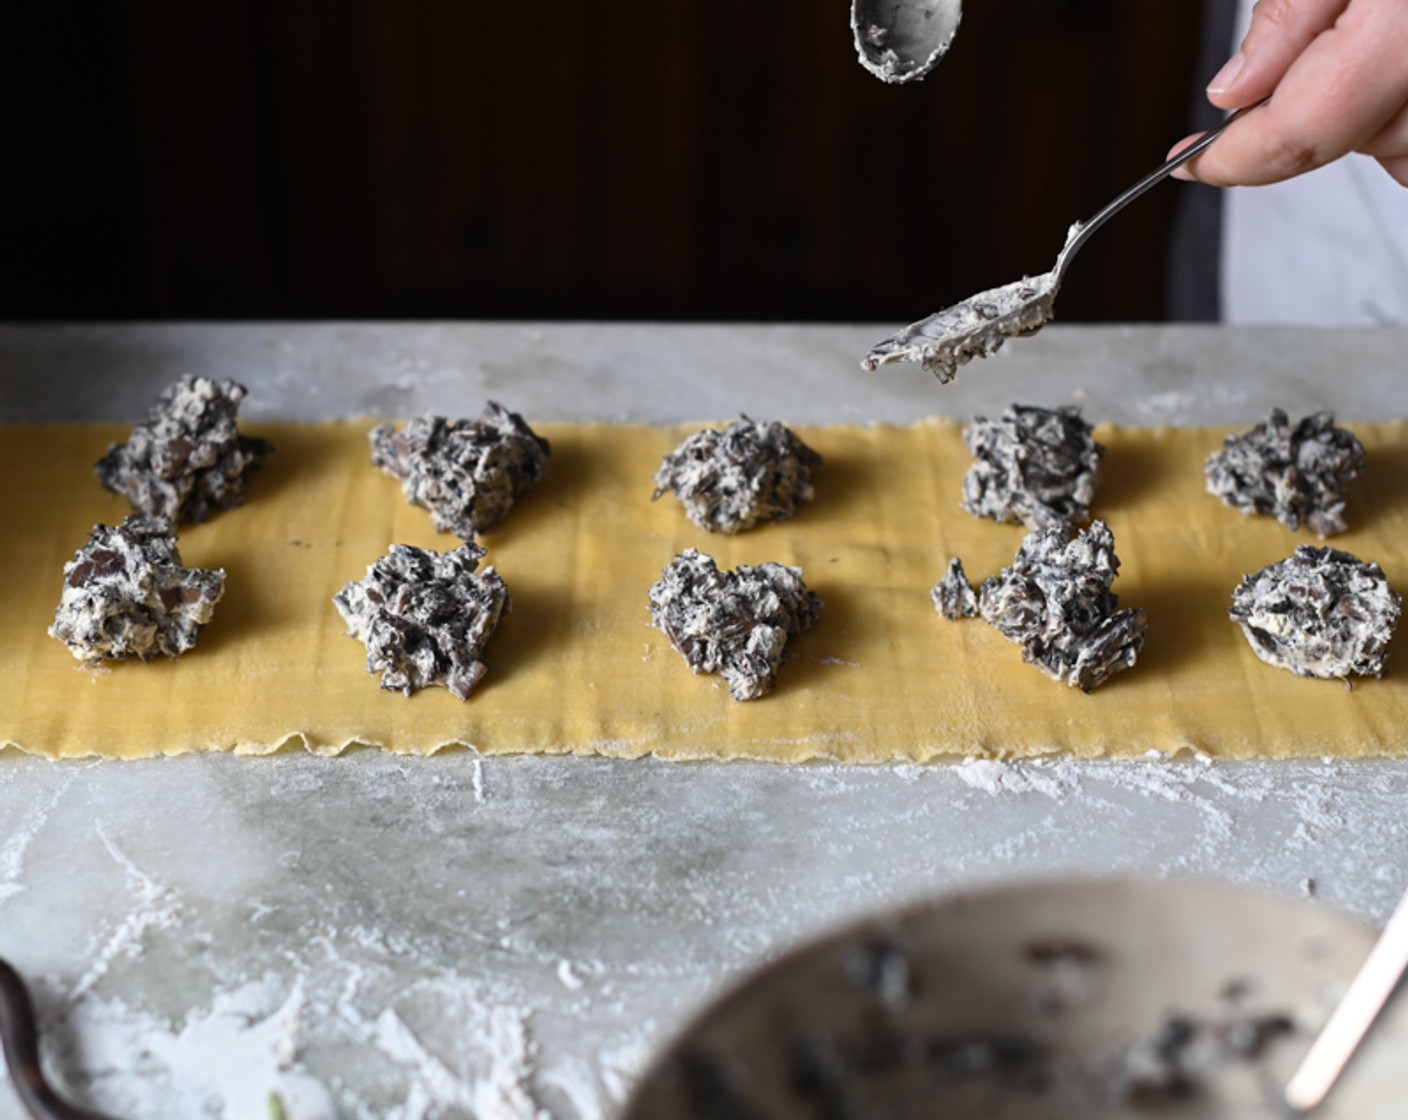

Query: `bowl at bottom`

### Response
(621, 878, 1405, 1119)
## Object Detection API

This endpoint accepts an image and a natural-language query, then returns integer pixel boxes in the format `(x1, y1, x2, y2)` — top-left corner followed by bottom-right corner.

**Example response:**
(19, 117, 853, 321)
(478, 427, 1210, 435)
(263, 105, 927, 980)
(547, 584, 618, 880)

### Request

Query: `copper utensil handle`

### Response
(1285, 883, 1408, 1112)
(0, 959, 121, 1120)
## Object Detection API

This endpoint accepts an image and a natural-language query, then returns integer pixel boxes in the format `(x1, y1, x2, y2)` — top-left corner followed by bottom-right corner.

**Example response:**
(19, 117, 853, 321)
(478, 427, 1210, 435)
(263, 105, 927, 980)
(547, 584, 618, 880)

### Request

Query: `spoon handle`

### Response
(0, 959, 121, 1120)
(1058, 101, 1264, 277)
(1284, 882, 1408, 1112)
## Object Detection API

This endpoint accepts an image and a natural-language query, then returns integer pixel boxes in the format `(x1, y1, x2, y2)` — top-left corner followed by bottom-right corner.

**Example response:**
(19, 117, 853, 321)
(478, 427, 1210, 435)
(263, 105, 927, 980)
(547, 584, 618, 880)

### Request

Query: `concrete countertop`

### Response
(1, 322, 1406, 1120)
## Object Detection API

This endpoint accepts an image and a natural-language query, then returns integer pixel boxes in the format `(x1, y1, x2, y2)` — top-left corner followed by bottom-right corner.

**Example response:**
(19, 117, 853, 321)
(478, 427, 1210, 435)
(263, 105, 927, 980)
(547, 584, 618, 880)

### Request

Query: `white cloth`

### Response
(1221, 0, 1408, 325)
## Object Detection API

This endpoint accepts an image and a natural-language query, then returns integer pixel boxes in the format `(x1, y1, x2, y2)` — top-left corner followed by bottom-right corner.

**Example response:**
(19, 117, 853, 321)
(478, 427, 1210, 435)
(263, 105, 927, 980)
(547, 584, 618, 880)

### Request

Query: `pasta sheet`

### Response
(4, 419, 1408, 761)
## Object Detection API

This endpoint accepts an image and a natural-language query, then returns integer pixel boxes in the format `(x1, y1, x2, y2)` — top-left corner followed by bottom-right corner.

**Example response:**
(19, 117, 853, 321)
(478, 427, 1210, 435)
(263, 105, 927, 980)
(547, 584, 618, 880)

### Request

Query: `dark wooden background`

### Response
(4, 2, 1205, 323)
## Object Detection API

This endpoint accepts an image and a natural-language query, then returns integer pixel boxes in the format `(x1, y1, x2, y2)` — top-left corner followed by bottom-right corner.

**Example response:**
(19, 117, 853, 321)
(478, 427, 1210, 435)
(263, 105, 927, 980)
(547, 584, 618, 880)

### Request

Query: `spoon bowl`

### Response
(850, 0, 962, 84)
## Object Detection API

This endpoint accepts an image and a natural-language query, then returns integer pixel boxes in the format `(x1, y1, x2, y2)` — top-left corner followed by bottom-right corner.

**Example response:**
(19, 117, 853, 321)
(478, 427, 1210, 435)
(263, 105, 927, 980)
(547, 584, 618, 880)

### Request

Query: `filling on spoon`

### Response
(862, 223, 1082, 382)
(850, 0, 963, 84)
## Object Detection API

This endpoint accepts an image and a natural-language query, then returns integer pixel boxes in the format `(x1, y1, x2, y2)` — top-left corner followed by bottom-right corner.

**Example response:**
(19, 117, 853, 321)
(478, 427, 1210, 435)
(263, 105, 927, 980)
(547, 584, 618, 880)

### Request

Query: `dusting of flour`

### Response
(3, 749, 1406, 1120)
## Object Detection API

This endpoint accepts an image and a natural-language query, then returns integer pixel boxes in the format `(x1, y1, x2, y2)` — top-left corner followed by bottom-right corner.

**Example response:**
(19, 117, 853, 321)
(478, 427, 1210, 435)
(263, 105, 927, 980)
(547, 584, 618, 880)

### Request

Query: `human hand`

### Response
(1169, 0, 1408, 187)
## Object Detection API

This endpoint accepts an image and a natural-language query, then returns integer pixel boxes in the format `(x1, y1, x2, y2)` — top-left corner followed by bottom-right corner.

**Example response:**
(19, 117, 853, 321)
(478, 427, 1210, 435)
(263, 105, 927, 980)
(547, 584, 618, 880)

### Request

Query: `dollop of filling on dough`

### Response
(1204, 409, 1365, 538)
(334, 542, 511, 701)
(1230, 545, 1400, 681)
(369, 403, 550, 538)
(962, 404, 1104, 528)
(648, 548, 822, 701)
(50, 514, 225, 664)
(976, 520, 1146, 692)
(652, 417, 822, 534)
(931, 557, 978, 620)
(95, 375, 273, 525)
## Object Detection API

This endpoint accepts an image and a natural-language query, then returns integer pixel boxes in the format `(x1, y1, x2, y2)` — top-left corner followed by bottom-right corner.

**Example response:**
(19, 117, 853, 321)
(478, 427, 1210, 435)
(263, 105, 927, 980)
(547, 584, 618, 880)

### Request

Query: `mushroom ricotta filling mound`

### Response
(369, 402, 550, 538)
(334, 543, 511, 701)
(931, 557, 979, 620)
(648, 548, 823, 701)
(962, 404, 1104, 528)
(1204, 409, 1365, 538)
(651, 417, 822, 534)
(973, 520, 1145, 692)
(49, 514, 226, 664)
(1230, 545, 1401, 682)
(95, 375, 273, 524)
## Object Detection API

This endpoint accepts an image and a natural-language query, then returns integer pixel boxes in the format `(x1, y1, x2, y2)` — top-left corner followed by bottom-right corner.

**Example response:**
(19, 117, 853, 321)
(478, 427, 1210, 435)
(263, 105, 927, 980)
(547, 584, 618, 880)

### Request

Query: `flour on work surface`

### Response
(945, 755, 1374, 871)
(0, 770, 81, 903)
(69, 826, 183, 1002)
(53, 979, 335, 1120)
(14, 751, 1408, 1120)
(42, 943, 655, 1120)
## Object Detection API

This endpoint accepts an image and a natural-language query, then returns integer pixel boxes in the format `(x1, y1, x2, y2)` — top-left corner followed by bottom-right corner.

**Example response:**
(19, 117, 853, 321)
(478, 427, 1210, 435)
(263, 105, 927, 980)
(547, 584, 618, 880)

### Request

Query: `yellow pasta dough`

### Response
(3, 419, 1408, 761)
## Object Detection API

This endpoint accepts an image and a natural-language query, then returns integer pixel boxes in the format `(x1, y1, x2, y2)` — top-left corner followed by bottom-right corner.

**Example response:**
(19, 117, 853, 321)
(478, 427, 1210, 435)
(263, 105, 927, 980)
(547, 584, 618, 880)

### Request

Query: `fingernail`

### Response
(1207, 51, 1245, 95)
(1170, 166, 1196, 182)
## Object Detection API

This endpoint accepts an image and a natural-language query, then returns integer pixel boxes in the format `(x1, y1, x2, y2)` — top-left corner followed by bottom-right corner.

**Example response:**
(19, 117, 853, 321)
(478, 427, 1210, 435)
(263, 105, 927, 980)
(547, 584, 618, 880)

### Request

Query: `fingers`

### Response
(1359, 101, 1408, 160)
(1207, 0, 1349, 109)
(1381, 156, 1408, 187)
(1180, 0, 1408, 186)
(1167, 133, 1205, 169)
(1369, 102, 1408, 183)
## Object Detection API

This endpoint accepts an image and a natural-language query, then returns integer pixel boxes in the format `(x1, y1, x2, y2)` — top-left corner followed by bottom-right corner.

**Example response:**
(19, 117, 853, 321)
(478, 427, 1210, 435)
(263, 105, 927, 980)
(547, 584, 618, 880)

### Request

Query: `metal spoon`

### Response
(1284, 880, 1408, 1113)
(861, 102, 1263, 383)
(850, 0, 962, 84)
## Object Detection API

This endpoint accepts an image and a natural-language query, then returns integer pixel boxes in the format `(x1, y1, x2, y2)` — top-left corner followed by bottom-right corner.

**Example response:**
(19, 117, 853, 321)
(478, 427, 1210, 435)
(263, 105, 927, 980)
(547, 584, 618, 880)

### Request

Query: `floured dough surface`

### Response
(3, 419, 1408, 761)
